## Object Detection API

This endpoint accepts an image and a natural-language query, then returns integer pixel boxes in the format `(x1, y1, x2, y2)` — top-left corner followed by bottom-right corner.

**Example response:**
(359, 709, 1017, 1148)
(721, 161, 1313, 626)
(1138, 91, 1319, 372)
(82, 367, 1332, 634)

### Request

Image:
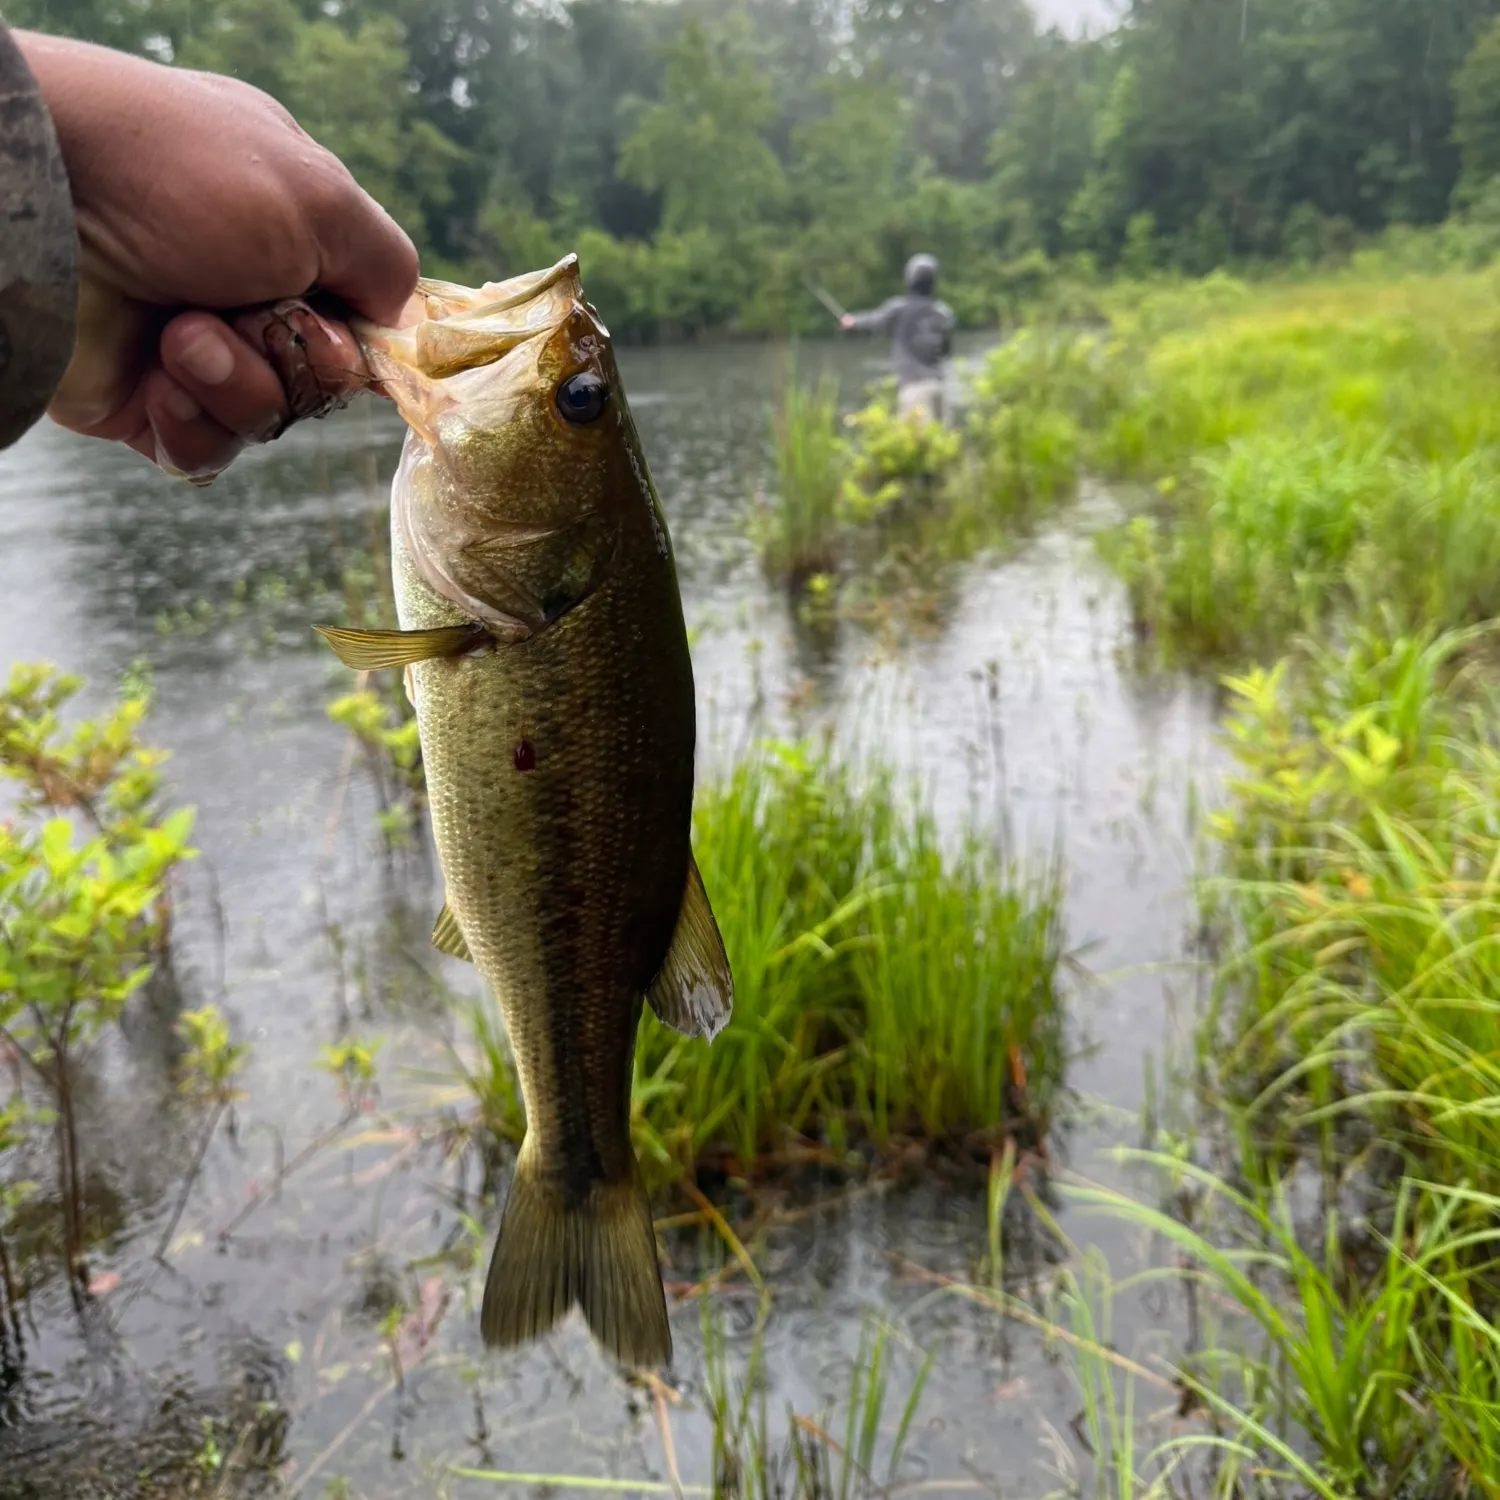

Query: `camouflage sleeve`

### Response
(0, 18, 79, 450)
(845, 297, 901, 334)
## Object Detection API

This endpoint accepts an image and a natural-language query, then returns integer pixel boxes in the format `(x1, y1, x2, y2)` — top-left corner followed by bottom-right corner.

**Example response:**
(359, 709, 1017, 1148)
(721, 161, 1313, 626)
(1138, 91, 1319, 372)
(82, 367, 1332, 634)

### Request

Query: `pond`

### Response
(0, 330, 1225, 1497)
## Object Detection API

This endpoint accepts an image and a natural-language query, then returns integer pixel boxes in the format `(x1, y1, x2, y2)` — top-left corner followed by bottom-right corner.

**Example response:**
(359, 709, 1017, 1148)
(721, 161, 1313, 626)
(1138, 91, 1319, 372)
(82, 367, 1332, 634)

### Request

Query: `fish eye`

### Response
(556, 370, 610, 425)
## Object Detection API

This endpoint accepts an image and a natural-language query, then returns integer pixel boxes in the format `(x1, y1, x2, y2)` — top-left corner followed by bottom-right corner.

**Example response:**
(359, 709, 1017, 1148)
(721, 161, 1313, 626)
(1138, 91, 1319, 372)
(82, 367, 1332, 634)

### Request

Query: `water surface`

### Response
(0, 332, 1223, 1496)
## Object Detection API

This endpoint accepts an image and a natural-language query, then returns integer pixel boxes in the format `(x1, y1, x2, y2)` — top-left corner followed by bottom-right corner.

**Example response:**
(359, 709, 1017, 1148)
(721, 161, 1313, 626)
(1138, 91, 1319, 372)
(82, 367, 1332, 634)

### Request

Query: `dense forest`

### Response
(15, 0, 1500, 337)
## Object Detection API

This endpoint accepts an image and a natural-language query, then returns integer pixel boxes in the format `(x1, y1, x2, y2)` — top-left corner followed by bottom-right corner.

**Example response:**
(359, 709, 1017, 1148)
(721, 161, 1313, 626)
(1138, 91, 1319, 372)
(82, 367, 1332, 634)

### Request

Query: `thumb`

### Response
(47, 269, 155, 434)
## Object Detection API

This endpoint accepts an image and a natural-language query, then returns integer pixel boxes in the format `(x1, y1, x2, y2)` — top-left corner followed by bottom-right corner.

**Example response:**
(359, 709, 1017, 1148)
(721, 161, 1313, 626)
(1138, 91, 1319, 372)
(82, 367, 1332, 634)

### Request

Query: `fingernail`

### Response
(165, 385, 200, 423)
(252, 411, 289, 444)
(176, 326, 235, 386)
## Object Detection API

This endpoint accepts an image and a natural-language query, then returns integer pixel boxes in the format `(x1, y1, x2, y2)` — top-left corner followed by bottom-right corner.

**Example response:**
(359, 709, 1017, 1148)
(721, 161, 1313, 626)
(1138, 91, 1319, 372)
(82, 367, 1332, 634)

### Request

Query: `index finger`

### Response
(302, 156, 419, 328)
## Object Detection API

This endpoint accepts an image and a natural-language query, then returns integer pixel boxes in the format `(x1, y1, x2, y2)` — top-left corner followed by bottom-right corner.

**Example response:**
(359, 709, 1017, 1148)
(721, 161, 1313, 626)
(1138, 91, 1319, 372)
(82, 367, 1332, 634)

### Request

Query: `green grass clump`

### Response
(755, 373, 968, 615)
(1202, 621, 1500, 1198)
(468, 740, 1065, 1192)
(836, 385, 960, 525)
(1079, 271, 1500, 659)
(1118, 621, 1500, 1493)
(1069, 1160, 1500, 1499)
(758, 369, 846, 582)
(965, 326, 1126, 519)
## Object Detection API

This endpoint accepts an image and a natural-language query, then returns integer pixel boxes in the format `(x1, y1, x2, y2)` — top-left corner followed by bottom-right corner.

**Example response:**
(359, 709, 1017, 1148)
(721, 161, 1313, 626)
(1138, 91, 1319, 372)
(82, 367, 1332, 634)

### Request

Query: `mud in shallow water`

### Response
(0, 333, 1224, 1496)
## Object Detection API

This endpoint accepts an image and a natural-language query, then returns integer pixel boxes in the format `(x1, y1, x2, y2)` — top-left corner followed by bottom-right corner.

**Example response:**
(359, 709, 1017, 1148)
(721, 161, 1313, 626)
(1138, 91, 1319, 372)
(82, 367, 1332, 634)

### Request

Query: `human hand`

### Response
(840, 314, 856, 330)
(16, 30, 419, 482)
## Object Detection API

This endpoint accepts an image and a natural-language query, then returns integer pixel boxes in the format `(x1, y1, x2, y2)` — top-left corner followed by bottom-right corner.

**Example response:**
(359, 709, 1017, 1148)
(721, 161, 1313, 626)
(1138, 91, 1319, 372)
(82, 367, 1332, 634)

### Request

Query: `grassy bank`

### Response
(1022, 268, 1500, 661)
(1101, 620, 1500, 1495)
(1205, 619, 1500, 1202)
(458, 740, 1065, 1195)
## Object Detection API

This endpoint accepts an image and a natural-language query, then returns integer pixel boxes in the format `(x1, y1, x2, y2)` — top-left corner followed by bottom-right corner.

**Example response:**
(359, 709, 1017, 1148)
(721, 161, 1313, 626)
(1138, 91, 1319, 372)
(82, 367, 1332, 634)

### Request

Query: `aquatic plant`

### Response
(705, 1312, 932, 1499)
(965, 325, 1123, 519)
(1089, 622, 1500, 1495)
(0, 663, 198, 1302)
(836, 386, 961, 526)
(1201, 621, 1500, 1205)
(464, 739, 1065, 1192)
(1081, 271, 1500, 659)
(326, 687, 425, 848)
(1068, 1158, 1500, 1500)
(759, 365, 847, 581)
(450, 1307, 935, 1499)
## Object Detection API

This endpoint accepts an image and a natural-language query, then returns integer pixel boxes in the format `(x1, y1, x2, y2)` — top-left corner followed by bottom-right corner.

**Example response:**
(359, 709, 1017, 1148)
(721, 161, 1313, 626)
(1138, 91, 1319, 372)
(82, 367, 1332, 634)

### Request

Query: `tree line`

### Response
(16, 0, 1500, 338)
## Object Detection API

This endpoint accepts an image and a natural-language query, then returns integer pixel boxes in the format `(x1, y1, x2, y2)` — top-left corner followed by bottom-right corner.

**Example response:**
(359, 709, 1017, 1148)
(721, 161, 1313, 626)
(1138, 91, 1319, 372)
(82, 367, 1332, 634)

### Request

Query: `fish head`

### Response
(355, 256, 670, 639)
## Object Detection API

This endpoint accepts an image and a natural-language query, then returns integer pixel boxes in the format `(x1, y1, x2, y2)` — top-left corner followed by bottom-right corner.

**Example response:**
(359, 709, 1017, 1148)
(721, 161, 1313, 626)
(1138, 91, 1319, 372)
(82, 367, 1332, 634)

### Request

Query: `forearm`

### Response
(0, 20, 80, 450)
(845, 307, 890, 333)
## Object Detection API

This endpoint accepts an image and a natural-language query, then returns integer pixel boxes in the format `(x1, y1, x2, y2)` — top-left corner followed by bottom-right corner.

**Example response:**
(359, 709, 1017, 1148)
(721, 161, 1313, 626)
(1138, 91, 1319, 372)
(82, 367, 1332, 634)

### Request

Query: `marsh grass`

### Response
(1200, 621, 1500, 1208)
(964, 326, 1125, 521)
(759, 365, 846, 582)
(1073, 270, 1500, 659)
(1067, 1158, 1500, 1499)
(1131, 618, 1500, 1494)
(464, 739, 1065, 1192)
(705, 1311, 933, 1500)
(450, 1309, 934, 1499)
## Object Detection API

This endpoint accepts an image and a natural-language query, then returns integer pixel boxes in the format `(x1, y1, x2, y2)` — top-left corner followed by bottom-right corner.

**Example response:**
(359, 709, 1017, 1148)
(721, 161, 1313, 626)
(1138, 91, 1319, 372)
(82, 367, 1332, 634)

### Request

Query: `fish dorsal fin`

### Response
(432, 900, 472, 963)
(645, 853, 733, 1041)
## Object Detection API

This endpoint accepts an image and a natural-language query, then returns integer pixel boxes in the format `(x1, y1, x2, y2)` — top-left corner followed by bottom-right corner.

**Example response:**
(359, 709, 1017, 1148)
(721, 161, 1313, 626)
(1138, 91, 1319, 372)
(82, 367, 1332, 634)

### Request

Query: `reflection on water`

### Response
(0, 332, 1222, 1494)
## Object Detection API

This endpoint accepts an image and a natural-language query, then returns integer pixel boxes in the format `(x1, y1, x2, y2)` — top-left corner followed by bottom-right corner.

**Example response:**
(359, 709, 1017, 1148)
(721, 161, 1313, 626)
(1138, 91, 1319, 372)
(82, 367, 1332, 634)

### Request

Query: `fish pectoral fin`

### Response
(431, 900, 472, 963)
(312, 623, 487, 670)
(645, 851, 734, 1042)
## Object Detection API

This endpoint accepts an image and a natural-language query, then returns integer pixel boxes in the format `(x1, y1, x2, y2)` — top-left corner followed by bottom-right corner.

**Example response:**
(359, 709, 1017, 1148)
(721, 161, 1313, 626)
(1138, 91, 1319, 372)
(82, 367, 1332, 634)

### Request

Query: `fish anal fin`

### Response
(431, 901, 472, 963)
(645, 852, 734, 1042)
(313, 623, 486, 671)
(480, 1144, 671, 1370)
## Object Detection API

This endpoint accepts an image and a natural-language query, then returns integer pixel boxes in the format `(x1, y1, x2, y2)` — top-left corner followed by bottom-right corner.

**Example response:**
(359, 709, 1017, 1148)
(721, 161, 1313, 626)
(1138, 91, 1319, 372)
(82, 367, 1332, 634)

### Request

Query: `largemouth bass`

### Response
(314, 255, 733, 1369)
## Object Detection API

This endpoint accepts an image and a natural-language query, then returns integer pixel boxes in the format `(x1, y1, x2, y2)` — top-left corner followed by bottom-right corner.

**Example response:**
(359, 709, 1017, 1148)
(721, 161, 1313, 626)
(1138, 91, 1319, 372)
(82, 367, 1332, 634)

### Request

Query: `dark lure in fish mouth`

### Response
(313, 254, 734, 1371)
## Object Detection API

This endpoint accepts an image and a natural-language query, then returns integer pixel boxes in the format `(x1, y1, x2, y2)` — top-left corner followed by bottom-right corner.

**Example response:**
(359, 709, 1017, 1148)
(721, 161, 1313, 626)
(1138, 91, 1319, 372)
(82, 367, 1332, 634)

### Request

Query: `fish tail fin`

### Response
(480, 1143, 671, 1370)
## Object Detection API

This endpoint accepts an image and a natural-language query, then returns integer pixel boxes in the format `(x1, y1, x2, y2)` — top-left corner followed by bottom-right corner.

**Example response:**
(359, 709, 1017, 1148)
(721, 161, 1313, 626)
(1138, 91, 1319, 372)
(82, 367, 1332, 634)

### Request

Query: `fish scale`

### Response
(316, 255, 734, 1369)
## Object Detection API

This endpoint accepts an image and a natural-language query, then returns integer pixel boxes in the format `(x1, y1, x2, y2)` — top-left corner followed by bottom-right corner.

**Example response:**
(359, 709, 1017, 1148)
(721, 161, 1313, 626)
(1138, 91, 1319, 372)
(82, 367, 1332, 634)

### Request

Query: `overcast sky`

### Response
(1028, 0, 1124, 37)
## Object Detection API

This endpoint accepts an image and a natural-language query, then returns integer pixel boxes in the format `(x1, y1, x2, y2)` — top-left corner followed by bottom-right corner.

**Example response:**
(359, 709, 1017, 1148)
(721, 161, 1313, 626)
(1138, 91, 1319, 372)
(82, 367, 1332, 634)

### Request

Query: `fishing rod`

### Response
(803, 277, 849, 324)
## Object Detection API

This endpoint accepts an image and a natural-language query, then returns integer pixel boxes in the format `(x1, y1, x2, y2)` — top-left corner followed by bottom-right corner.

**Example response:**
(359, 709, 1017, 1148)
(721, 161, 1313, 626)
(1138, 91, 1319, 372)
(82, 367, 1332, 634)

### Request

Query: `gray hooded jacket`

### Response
(845, 254, 955, 386)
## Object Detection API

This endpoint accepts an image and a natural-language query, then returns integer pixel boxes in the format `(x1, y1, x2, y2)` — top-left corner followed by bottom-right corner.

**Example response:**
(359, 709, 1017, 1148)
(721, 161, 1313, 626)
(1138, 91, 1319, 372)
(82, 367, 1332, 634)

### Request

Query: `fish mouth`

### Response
(358, 255, 618, 642)
(350, 254, 601, 396)
(414, 255, 583, 321)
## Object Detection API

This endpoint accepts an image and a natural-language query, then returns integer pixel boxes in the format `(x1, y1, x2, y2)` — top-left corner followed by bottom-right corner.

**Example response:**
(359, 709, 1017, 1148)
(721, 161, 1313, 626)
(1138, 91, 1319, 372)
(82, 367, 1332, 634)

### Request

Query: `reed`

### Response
(1077, 270, 1500, 659)
(759, 365, 846, 582)
(464, 739, 1065, 1191)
